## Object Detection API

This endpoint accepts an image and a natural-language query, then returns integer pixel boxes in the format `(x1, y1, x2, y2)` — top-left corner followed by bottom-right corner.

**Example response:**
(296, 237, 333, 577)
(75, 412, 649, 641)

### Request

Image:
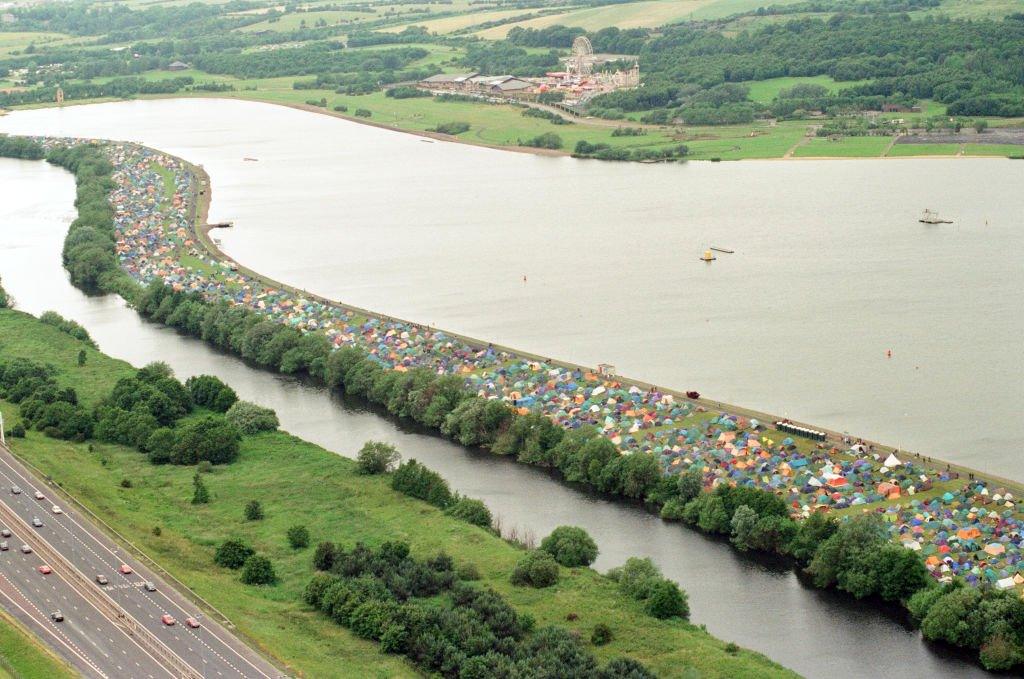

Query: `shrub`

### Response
(172, 416, 241, 465)
(591, 622, 613, 646)
(245, 499, 264, 521)
(240, 555, 276, 585)
(120, 478, 132, 488)
(313, 541, 337, 571)
(152, 526, 162, 536)
(980, 634, 1022, 671)
(354, 108, 372, 118)
(11, 422, 25, 438)
(333, 104, 348, 112)
(457, 562, 481, 581)
(287, 525, 310, 549)
(540, 526, 598, 567)
(510, 550, 559, 588)
(225, 401, 279, 435)
(191, 473, 210, 504)
(607, 557, 661, 601)
(391, 460, 454, 508)
(521, 132, 562, 149)
(185, 375, 238, 412)
(431, 121, 471, 135)
(445, 497, 492, 528)
(598, 658, 657, 678)
(645, 579, 689, 619)
(214, 539, 254, 569)
(660, 498, 686, 521)
(356, 440, 400, 475)
(146, 428, 175, 465)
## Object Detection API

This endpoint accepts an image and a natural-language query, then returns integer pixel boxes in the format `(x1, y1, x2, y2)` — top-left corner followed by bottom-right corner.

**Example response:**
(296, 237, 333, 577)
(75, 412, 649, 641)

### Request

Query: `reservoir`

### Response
(1, 99, 1020, 678)
(2, 98, 1022, 481)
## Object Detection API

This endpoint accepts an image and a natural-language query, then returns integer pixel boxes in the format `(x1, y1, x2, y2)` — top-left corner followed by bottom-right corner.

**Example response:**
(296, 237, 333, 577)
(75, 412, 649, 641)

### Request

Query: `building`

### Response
(167, 61, 190, 72)
(466, 75, 534, 94)
(419, 72, 479, 90)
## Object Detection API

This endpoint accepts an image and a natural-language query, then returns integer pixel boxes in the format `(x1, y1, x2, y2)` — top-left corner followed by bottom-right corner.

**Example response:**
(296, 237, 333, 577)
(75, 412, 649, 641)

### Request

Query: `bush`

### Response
(457, 562, 481, 581)
(598, 658, 657, 678)
(120, 478, 132, 488)
(287, 525, 310, 549)
(510, 550, 559, 588)
(540, 526, 599, 567)
(11, 422, 25, 438)
(185, 375, 238, 413)
(245, 499, 264, 521)
(333, 104, 348, 112)
(356, 440, 400, 475)
(521, 132, 563, 150)
(172, 416, 241, 465)
(146, 428, 175, 465)
(386, 85, 430, 99)
(445, 497, 493, 528)
(644, 579, 689, 620)
(391, 460, 454, 508)
(225, 401, 279, 435)
(313, 541, 337, 571)
(214, 538, 254, 569)
(240, 555, 276, 585)
(431, 121, 471, 135)
(191, 473, 210, 504)
(591, 622, 613, 646)
(354, 108, 372, 118)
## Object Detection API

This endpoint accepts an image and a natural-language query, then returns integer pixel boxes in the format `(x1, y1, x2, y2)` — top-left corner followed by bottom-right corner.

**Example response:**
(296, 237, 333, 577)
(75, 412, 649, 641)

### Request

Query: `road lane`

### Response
(0, 522, 172, 679)
(0, 445, 280, 678)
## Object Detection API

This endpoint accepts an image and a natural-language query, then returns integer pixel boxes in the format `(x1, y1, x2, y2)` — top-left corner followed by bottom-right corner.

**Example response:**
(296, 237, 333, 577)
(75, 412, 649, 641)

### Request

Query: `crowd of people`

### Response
(42, 136, 1022, 592)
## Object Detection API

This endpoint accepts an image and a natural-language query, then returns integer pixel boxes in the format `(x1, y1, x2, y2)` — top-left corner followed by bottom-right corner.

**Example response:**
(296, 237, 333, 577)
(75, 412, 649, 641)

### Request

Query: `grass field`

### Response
(0, 610, 77, 679)
(236, 9, 373, 32)
(381, 7, 542, 34)
(0, 31, 72, 56)
(792, 136, 892, 158)
(963, 143, 1024, 156)
(0, 308, 798, 679)
(743, 76, 869, 104)
(886, 143, 960, 156)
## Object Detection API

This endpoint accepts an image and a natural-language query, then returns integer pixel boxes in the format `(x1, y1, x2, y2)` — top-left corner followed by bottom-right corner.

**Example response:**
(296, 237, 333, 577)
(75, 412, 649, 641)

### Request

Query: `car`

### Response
(51, 505, 62, 515)
(31, 517, 42, 528)
(33, 491, 44, 501)
(185, 617, 200, 629)
(144, 581, 156, 592)
(0, 542, 8, 551)
(95, 574, 109, 585)
(11, 486, 21, 495)
(50, 611, 63, 622)
(38, 565, 51, 575)
(1, 529, 10, 538)
(20, 545, 31, 554)
(161, 614, 176, 626)
(118, 564, 133, 575)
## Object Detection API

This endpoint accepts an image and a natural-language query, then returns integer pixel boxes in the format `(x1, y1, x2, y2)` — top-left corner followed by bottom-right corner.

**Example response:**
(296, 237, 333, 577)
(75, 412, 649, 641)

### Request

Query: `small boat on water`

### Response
(710, 247, 734, 254)
(700, 250, 716, 262)
(243, 157, 258, 162)
(919, 209, 952, 224)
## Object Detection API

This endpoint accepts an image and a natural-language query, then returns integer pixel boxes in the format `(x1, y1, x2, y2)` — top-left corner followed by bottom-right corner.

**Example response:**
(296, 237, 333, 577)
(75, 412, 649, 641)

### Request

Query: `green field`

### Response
(0, 308, 798, 679)
(744, 76, 869, 104)
(0, 610, 77, 679)
(792, 136, 893, 157)
(236, 9, 374, 32)
(963, 143, 1024, 156)
(886, 143, 960, 156)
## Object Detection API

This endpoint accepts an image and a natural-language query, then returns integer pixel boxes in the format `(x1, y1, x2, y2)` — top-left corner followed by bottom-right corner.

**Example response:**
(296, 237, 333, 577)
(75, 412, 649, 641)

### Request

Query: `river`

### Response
(2, 98, 1022, 482)
(0, 127, 1006, 677)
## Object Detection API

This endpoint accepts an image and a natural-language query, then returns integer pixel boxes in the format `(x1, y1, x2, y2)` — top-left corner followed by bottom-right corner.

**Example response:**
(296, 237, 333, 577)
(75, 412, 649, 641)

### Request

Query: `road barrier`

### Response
(0, 493, 202, 678)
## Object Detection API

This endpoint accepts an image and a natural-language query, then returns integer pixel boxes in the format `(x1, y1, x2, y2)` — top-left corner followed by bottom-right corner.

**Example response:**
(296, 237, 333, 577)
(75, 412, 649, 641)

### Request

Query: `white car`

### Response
(20, 545, 31, 554)
(51, 505, 62, 515)
(34, 491, 45, 501)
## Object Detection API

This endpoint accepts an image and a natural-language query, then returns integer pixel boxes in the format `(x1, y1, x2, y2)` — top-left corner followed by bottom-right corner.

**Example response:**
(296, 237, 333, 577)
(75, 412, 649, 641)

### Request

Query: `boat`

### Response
(243, 157, 258, 162)
(919, 209, 952, 224)
(710, 247, 734, 254)
(700, 250, 716, 262)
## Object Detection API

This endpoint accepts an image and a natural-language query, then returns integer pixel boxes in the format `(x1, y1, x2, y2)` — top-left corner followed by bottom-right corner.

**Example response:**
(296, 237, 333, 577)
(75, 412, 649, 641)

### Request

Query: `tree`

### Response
(445, 497, 493, 528)
(788, 511, 836, 564)
(644, 579, 689, 620)
(173, 415, 240, 465)
(245, 499, 264, 521)
(510, 551, 560, 588)
(729, 505, 759, 551)
(146, 428, 175, 465)
(677, 468, 703, 503)
(356, 440, 400, 475)
(191, 473, 210, 505)
(214, 538, 254, 569)
(607, 557, 661, 601)
(695, 495, 730, 534)
(240, 555, 276, 585)
(973, 119, 988, 133)
(313, 541, 337, 571)
(540, 526, 599, 567)
(287, 525, 310, 549)
(225, 400, 279, 435)
(77, 349, 87, 367)
(185, 375, 238, 412)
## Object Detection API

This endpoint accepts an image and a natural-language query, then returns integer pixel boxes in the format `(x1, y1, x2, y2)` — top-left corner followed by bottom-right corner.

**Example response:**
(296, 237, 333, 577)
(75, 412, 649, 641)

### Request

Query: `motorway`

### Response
(0, 443, 282, 679)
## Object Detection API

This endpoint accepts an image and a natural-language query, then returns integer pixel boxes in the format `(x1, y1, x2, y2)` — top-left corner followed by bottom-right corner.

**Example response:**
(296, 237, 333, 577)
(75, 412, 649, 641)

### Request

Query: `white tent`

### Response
(884, 453, 902, 467)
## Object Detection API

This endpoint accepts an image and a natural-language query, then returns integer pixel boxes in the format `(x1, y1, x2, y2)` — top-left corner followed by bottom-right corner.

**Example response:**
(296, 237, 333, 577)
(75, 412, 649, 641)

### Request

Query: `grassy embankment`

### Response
(0, 308, 799, 679)
(0, 610, 77, 679)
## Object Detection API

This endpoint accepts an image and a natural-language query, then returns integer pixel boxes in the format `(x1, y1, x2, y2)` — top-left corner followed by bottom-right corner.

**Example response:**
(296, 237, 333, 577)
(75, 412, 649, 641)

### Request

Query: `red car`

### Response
(161, 614, 176, 626)
(185, 617, 201, 629)
(38, 565, 52, 575)
(119, 564, 133, 575)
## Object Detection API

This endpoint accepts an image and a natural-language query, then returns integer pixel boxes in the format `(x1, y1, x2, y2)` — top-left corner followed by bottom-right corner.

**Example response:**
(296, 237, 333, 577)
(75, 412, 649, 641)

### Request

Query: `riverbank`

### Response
(8, 93, 1024, 161)
(0, 307, 798, 679)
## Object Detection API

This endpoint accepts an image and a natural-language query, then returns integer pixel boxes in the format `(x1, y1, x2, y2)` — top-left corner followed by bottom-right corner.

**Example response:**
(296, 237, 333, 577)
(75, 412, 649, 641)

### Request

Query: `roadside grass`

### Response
(792, 136, 892, 157)
(0, 609, 77, 679)
(0, 308, 798, 679)
(886, 143, 960, 156)
(963, 143, 1024, 157)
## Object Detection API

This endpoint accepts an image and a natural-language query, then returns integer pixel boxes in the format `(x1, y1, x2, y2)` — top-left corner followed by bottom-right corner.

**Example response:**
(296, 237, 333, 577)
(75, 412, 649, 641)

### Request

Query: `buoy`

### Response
(522, 274, 527, 283)
(886, 349, 892, 358)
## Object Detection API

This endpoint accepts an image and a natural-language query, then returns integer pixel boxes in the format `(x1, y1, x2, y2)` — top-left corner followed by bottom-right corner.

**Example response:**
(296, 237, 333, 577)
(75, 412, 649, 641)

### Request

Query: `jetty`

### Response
(919, 209, 952, 224)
